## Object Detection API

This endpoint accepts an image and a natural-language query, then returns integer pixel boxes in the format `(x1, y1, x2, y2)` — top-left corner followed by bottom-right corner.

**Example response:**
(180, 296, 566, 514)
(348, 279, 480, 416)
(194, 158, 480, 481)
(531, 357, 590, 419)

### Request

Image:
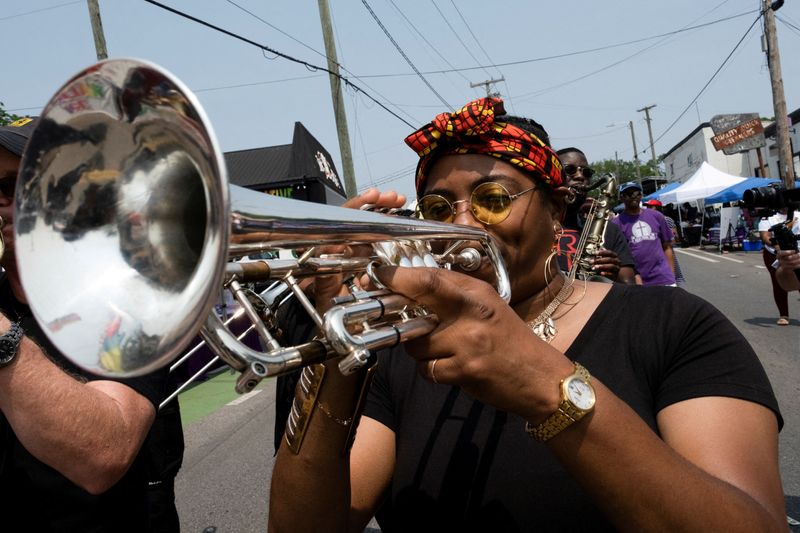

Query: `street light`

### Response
(607, 121, 641, 182)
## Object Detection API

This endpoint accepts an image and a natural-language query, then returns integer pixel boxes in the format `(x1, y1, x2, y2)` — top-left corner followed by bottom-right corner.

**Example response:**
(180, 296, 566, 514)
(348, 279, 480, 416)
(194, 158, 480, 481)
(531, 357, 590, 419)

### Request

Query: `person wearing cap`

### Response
(270, 97, 785, 531)
(556, 147, 635, 284)
(0, 117, 176, 531)
(612, 182, 677, 286)
(644, 198, 685, 284)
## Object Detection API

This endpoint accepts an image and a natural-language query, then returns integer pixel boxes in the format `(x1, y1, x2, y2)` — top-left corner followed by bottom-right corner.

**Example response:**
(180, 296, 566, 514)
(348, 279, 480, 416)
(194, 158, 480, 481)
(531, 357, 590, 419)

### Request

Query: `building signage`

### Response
(314, 151, 344, 191)
(265, 186, 294, 198)
(709, 113, 766, 155)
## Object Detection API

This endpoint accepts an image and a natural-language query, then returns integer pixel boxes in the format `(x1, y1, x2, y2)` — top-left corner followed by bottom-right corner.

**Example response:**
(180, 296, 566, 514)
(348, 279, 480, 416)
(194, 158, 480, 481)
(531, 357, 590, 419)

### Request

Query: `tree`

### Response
(0, 102, 22, 126)
(590, 157, 662, 183)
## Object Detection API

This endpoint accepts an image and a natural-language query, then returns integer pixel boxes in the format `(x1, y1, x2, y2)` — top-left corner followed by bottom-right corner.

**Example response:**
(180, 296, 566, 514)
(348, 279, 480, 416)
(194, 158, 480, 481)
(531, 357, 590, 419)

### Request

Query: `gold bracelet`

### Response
(316, 401, 353, 427)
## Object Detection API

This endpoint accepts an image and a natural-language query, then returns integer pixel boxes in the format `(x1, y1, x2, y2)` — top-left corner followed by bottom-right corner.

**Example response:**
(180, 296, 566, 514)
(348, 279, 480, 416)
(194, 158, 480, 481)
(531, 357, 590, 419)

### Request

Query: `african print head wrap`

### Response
(404, 97, 562, 196)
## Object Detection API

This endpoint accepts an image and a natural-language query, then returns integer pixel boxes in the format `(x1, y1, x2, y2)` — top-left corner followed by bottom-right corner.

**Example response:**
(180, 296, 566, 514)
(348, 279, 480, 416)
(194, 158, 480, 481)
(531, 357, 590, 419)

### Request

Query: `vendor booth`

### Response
(659, 162, 746, 205)
(657, 162, 748, 247)
(703, 177, 780, 204)
(643, 181, 681, 202)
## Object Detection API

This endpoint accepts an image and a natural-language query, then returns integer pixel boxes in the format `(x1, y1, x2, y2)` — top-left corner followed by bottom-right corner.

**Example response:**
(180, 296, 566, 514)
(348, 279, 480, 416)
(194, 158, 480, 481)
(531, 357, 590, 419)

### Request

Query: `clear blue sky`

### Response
(3, 0, 799, 200)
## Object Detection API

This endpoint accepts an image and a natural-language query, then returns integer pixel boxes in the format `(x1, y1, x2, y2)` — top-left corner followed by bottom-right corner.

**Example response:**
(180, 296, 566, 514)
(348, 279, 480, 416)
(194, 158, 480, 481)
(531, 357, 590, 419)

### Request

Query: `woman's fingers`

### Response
(342, 188, 407, 211)
(374, 265, 494, 321)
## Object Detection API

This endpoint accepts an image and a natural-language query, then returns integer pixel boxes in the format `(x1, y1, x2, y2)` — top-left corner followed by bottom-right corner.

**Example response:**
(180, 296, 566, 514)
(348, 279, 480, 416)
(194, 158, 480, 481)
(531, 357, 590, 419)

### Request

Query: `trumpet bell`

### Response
(15, 58, 230, 377)
(16, 58, 511, 382)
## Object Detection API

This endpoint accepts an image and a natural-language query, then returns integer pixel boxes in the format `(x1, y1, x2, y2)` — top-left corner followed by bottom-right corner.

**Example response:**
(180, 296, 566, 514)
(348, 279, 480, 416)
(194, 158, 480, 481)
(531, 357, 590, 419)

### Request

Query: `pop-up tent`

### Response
(703, 177, 779, 204)
(643, 181, 681, 202)
(659, 162, 747, 205)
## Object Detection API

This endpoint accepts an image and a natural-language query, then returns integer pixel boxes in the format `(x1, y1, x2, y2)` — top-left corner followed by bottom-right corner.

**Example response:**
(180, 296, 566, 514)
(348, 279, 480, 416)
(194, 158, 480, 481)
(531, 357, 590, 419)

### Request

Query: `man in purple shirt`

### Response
(612, 182, 677, 286)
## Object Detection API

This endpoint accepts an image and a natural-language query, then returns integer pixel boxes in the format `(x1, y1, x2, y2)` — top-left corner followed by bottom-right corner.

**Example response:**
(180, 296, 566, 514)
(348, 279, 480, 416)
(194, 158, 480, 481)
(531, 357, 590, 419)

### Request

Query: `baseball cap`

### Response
(619, 181, 643, 195)
(644, 199, 663, 207)
(0, 117, 39, 157)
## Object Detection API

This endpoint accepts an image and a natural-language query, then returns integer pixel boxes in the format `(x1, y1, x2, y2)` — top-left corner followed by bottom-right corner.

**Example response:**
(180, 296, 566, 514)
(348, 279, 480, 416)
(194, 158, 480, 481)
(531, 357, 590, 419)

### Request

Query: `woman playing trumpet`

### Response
(269, 98, 785, 532)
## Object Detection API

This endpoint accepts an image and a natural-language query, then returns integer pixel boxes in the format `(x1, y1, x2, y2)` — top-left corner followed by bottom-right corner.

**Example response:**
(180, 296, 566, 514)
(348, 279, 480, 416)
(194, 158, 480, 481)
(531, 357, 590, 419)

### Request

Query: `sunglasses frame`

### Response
(562, 164, 595, 179)
(416, 182, 537, 225)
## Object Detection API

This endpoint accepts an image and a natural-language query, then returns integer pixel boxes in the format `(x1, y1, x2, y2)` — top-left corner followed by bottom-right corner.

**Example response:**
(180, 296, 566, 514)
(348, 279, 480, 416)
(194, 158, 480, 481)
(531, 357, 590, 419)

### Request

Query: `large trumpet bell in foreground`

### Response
(16, 59, 510, 379)
(16, 59, 230, 377)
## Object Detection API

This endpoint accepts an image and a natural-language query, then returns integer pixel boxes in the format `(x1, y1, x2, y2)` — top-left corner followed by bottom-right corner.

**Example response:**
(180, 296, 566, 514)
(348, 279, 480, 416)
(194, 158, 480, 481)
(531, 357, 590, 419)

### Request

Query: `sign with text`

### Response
(710, 113, 765, 155)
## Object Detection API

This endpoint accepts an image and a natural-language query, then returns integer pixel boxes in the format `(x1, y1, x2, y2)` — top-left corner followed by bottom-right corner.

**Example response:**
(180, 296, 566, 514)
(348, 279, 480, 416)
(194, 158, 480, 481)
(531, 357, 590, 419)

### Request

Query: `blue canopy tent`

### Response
(703, 177, 778, 251)
(703, 177, 779, 204)
(643, 181, 681, 202)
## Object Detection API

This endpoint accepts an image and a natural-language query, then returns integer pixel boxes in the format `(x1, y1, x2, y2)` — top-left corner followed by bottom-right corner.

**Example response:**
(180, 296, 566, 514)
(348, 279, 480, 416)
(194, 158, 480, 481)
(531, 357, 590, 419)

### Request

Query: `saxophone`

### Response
(570, 173, 618, 282)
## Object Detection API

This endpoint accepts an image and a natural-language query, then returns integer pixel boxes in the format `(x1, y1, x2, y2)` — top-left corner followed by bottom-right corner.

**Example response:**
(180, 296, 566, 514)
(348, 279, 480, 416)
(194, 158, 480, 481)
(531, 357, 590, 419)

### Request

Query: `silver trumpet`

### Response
(15, 58, 510, 394)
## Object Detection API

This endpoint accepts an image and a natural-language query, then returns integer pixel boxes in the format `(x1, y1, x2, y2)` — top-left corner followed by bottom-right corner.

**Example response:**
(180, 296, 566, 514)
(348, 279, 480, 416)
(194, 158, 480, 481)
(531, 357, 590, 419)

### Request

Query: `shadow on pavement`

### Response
(744, 316, 800, 328)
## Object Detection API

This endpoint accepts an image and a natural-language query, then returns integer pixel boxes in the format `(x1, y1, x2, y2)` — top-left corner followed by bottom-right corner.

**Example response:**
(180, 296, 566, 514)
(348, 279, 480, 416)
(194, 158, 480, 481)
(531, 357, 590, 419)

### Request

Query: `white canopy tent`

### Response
(659, 162, 747, 205)
(659, 162, 747, 249)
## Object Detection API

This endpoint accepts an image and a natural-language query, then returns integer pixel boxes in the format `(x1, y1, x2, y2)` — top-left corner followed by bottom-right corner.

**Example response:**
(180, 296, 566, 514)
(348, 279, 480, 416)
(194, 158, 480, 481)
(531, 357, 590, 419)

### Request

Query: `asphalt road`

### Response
(175, 247, 800, 532)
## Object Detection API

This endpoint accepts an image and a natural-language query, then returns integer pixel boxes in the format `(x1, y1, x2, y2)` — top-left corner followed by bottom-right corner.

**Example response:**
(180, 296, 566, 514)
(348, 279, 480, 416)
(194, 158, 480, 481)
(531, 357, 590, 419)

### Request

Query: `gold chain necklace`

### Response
(527, 277, 575, 343)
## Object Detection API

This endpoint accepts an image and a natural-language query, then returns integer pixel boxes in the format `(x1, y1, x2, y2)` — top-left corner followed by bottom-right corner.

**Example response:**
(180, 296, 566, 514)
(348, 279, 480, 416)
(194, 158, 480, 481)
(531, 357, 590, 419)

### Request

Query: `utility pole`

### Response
(763, 0, 795, 188)
(317, 0, 357, 198)
(470, 77, 505, 98)
(637, 104, 658, 175)
(629, 121, 641, 182)
(86, 0, 108, 60)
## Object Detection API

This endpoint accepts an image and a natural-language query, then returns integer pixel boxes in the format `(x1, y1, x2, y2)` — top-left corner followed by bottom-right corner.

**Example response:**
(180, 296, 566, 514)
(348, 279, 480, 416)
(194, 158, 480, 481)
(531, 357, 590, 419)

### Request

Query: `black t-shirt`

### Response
(0, 281, 169, 532)
(363, 285, 781, 532)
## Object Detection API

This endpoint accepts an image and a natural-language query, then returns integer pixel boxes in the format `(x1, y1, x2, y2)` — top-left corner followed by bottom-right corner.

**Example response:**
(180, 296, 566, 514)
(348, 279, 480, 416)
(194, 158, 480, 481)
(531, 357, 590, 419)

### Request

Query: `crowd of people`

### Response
(0, 94, 795, 532)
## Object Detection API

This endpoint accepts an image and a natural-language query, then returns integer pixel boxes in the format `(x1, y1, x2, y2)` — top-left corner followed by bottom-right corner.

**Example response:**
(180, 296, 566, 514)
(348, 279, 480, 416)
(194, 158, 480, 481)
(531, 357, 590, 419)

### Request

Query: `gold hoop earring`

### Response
(552, 222, 564, 254)
(543, 250, 556, 286)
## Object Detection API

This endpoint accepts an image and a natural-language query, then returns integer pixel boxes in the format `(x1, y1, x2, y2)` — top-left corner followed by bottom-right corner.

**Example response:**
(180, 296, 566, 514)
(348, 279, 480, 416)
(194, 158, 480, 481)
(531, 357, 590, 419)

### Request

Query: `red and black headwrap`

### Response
(404, 97, 562, 196)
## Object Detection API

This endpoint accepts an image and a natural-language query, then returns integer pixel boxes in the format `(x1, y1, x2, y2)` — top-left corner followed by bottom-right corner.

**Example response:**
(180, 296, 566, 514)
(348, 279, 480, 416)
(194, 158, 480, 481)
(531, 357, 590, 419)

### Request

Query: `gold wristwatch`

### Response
(526, 362, 596, 442)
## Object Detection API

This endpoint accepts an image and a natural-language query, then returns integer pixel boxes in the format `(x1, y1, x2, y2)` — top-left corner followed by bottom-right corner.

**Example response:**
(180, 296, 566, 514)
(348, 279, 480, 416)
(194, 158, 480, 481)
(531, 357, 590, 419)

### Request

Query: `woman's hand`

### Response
(313, 188, 408, 313)
(374, 265, 570, 422)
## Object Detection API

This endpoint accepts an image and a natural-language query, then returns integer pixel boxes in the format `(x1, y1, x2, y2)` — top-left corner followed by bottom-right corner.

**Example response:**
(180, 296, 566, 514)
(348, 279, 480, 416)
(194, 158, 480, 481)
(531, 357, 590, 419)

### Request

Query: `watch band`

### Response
(0, 321, 24, 368)
(526, 362, 594, 442)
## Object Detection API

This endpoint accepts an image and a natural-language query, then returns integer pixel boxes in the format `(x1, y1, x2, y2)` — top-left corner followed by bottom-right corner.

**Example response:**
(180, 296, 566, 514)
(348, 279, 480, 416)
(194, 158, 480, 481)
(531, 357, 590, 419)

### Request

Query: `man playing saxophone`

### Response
(556, 147, 635, 284)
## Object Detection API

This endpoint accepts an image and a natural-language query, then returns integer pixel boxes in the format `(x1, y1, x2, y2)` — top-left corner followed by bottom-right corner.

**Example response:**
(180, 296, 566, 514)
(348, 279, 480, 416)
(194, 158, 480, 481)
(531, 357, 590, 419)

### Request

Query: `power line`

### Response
(447, 0, 501, 77)
(514, 6, 760, 104)
(193, 74, 324, 93)
(359, 0, 451, 108)
(364, 164, 417, 189)
(776, 15, 800, 36)
(387, 0, 471, 87)
(221, 0, 420, 126)
(350, 92, 374, 185)
(429, 0, 493, 79)
(0, 0, 81, 21)
(652, 12, 763, 146)
(506, 7, 758, 100)
(354, 9, 758, 79)
(446, 0, 509, 105)
(551, 125, 628, 142)
(6, 74, 327, 112)
(141, 0, 416, 128)
(223, 0, 326, 60)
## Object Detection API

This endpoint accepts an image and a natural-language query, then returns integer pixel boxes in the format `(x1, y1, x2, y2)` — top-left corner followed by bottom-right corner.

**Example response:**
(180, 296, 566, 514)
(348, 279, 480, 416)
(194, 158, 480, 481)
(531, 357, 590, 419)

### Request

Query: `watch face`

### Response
(566, 378, 596, 410)
(0, 339, 12, 354)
